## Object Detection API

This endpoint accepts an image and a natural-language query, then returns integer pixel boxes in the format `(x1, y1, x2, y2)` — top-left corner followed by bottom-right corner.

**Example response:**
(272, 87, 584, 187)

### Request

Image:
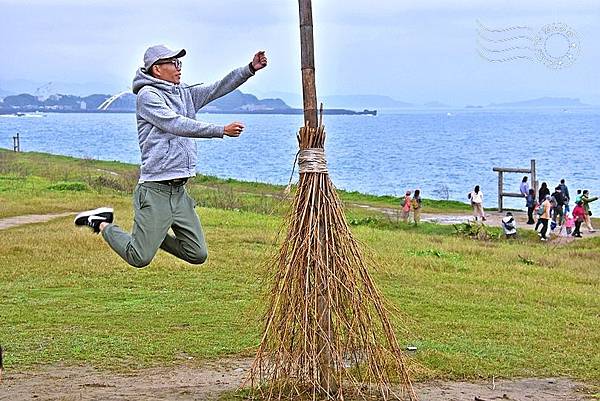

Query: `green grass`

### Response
(0, 149, 599, 385)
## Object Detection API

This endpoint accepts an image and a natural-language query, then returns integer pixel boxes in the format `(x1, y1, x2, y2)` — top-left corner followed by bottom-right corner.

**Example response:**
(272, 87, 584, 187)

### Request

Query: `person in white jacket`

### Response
(468, 185, 486, 222)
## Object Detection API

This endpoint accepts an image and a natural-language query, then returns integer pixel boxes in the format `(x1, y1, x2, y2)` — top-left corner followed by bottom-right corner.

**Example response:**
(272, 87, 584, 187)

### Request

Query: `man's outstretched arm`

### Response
(189, 51, 268, 111)
(138, 89, 224, 138)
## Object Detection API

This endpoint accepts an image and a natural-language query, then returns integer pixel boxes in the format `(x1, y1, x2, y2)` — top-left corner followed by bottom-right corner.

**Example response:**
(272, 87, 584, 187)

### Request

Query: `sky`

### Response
(1, 0, 599, 106)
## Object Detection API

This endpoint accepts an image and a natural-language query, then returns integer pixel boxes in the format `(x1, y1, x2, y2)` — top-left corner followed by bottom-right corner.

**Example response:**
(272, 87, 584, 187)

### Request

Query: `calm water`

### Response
(2, 110, 599, 213)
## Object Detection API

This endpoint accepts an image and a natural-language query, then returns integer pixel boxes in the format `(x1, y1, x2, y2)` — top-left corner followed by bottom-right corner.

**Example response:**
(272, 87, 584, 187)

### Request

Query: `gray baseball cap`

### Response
(143, 44, 186, 72)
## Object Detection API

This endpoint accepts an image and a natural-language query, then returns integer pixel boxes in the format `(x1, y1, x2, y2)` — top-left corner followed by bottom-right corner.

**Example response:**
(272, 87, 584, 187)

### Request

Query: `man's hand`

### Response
(251, 51, 268, 71)
(224, 122, 245, 137)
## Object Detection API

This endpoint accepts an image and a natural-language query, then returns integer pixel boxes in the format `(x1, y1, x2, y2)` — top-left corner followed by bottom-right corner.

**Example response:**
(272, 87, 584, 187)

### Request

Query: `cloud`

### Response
(0, 0, 597, 102)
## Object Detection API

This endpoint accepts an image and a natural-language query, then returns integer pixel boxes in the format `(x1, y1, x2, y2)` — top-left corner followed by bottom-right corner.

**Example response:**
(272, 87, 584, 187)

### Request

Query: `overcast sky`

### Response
(1, 0, 599, 105)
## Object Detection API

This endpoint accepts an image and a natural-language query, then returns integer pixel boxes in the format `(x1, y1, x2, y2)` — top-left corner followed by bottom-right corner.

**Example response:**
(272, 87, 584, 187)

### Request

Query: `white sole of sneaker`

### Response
(74, 207, 114, 226)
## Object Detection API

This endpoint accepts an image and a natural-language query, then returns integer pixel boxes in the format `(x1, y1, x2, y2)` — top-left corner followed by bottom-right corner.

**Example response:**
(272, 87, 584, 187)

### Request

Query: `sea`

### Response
(1, 109, 599, 214)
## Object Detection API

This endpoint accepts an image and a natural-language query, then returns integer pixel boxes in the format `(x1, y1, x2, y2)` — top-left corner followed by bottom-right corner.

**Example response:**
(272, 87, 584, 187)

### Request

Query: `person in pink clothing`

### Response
(563, 212, 574, 236)
(401, 190, 412, 223)
(572, 201, 586, 238)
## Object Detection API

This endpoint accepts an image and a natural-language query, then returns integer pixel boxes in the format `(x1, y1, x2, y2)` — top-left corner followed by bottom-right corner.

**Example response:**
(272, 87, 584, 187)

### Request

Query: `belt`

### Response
(155, 178, 188, 186)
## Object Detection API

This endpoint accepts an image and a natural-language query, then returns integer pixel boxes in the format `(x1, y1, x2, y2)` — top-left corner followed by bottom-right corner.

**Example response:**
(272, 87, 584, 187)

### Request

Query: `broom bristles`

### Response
(250, 126, 418, 401)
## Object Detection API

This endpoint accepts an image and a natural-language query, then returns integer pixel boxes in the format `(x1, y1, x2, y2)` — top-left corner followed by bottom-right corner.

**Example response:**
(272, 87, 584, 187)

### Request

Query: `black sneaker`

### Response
(74, 207, 114, 233)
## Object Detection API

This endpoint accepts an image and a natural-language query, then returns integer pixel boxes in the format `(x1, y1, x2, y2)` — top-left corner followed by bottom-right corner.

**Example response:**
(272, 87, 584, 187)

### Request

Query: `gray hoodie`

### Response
(132, 65, 254, 182)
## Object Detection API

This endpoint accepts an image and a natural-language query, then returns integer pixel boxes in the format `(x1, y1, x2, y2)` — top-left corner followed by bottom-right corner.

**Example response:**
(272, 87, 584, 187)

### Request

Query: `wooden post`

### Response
(498, 171, 504, 212)
(13, 133, 20, 152)
(492, 160, 536, 212)
(298, 0, 318, 129)
(530, 159, 537, 198)
(298, 0, 334, 394)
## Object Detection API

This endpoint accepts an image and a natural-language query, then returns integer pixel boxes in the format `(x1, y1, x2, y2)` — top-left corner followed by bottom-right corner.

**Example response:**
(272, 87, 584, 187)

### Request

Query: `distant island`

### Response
(1, 86, 596, 115)
(0, 90, 376, 116)
(257, 92, 596, 110)
(486, 97, 590, 108)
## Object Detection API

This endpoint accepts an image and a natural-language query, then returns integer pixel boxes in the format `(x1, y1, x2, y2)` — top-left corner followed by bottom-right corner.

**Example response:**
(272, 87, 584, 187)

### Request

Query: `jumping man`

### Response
(75, 44, 268, 267)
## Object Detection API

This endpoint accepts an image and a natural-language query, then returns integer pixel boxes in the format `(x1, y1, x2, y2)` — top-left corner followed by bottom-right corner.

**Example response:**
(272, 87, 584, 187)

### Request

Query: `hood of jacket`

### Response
(132, 68, 179, 95)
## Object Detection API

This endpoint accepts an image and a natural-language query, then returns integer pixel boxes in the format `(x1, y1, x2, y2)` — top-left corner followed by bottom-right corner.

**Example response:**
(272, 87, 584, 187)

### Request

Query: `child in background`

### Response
(572, 201, 586, 238)
(401, 190, 412, 223)
(563, 212, 574, 236)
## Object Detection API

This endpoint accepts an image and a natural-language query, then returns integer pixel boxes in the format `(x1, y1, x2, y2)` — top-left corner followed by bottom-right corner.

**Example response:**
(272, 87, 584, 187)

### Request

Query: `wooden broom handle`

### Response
(299, 0, 318, 129)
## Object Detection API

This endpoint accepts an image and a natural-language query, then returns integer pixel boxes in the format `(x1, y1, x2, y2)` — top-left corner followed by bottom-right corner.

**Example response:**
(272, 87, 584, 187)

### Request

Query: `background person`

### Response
(401, 190, 412, 223)
(411, 189, 422, 225)
(519, 176, 529, 197)
(572, 201, 586, 237)
(535, 195, 552, 241)
(538, 182, 550, 204)
(526, 188, 536, 224)
(501, 212, 517, 238)
(550, 186, 565, 226)
(558, 179, 570, 212)
(468, 185, 486, 222)
(563, 212, 574, 236)
(581, 190, 598, 232)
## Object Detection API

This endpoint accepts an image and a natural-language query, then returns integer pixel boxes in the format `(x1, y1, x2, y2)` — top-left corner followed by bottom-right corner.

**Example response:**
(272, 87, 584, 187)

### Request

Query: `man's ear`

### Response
(152, 65, 160, 78)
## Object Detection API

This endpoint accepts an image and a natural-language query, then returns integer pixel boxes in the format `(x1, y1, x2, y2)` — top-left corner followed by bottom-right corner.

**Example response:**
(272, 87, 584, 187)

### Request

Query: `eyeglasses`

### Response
(154, 58, 182, 70)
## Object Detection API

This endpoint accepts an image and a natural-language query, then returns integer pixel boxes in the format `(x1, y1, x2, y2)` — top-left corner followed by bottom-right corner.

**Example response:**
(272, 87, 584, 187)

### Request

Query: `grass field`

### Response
(0, 149, 598, 384)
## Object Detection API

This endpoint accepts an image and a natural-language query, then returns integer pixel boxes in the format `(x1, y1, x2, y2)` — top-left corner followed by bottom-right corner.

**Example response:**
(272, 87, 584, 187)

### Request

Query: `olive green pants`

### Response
(102, 182, 207, 268)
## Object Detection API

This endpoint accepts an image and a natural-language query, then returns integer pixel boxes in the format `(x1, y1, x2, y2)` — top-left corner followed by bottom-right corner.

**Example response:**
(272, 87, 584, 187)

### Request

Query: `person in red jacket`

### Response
(571, 201, 586, 238)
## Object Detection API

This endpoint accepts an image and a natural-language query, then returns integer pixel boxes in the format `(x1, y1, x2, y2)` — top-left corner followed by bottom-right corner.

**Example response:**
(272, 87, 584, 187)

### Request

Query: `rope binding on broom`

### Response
(298, 148, 328, 174)
(285, 145, 328, 194)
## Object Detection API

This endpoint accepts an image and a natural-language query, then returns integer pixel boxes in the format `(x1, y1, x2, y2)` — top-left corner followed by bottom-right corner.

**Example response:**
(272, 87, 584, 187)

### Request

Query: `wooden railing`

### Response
(492, 159, 537, 211)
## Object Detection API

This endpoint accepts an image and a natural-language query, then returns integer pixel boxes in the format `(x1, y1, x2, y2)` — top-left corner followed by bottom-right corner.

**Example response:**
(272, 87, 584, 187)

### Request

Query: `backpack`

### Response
(550, 196, 558, 208)
(502, 219, 515, 231)
(536, 204, 545, 216)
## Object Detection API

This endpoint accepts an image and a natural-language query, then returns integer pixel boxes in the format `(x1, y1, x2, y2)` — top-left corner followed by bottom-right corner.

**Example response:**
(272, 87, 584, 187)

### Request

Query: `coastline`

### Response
(0, 108, 377, 116)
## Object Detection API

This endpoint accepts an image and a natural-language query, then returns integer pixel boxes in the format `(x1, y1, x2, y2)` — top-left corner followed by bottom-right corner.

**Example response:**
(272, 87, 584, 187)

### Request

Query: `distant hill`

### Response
(488, 97, 590, 108)
(202, 90, 290, 112)
(256, 92, 411, 110)
(0, 89, 293, 113)
(0, 92, 134, 111)
(2, 93, 41, 107)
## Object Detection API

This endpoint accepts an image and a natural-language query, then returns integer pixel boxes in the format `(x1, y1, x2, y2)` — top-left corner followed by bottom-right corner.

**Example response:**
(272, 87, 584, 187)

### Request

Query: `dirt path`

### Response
(189, 183, 600, 240)
(0, 360, 595, 401)
(0, 212, 74, 231)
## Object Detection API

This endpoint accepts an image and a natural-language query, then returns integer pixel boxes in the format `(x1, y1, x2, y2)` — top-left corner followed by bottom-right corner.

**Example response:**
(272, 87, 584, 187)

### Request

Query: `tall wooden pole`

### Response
(299, 0, 318, 128)
(531, 159, 537, 199)
(298, 0, 335, 394)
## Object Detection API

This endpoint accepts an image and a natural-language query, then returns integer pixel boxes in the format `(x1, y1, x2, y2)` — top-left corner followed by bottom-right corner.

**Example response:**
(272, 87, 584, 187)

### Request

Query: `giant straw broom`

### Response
(249, 1, 418, 400)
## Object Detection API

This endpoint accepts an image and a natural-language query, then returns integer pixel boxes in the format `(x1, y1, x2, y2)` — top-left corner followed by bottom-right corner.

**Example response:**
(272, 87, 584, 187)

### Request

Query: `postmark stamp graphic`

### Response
(477, 20, 581, 69)
(533, 22, 580, 69)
